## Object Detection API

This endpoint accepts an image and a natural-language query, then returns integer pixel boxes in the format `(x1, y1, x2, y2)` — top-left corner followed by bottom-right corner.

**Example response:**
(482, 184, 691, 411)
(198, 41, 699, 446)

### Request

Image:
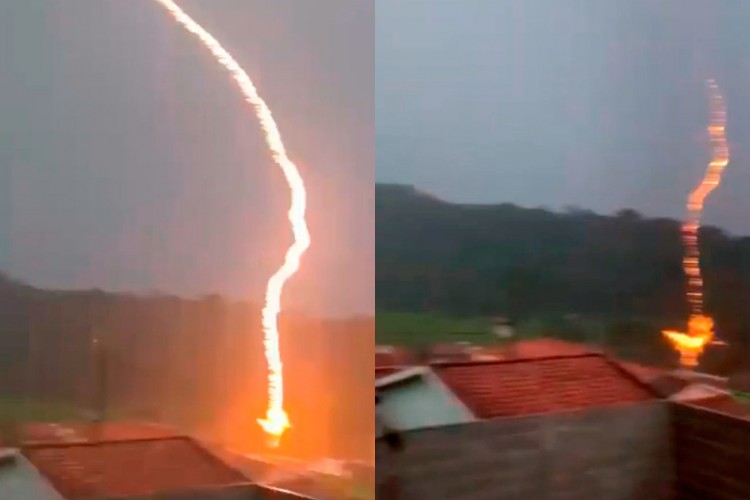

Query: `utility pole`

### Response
(92, 329, 108, 425)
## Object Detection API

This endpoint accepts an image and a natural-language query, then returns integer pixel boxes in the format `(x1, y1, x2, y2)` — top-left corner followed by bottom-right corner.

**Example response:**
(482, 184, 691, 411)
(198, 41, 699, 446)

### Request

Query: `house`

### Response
(669, 382, 749, 413)
(424, 338, 595, 365)
(375, 367, 404, 381)
(501, 337, 593, 359)
(376, 341, 750, 499)
(0, 449, 63, 500)
(0, 422, 313, 500)
(22, 435, 254, 499)
(490, 316, 514, 341)
(376, 366, 475, 432)
(375, 345, 414, 369)
(424, 342, 468, 363)
(377, 352, 671, 499)
(618, 360, 666, 384)
(19, 422, 178, 445)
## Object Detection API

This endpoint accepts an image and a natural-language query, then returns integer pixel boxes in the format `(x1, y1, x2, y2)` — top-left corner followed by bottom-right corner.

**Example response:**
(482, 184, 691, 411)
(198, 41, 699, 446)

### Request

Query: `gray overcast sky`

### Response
(0, 0, 373, 317)
(376, 0, 750, 235)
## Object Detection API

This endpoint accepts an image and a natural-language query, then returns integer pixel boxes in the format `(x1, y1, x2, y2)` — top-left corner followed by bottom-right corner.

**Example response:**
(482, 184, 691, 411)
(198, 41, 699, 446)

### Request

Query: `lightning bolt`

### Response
(662, 78, 729, 368)
(153, 0, 310, 445)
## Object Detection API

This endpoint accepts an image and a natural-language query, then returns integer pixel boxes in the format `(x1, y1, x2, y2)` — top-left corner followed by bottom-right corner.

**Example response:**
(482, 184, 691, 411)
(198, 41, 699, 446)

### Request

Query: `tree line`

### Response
(0, 273, 374, 462)
(376, 183, 750, 370)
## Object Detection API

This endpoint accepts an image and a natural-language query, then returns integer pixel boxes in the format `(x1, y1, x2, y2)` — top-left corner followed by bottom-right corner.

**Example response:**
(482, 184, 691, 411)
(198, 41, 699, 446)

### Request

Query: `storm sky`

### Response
(376, 0, 750, 235)
(0, 0, 373, 317)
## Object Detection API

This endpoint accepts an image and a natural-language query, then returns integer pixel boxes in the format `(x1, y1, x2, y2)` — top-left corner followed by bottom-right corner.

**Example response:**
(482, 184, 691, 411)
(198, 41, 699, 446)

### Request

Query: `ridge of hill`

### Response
(376, 183, 750, 340)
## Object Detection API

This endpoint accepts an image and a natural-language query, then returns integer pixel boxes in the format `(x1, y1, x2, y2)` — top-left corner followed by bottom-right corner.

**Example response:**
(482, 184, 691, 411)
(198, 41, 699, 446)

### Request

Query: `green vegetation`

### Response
(0, 271, 373, 462)
(0, 396, 84, 423)
(376, 183, 750, 372)
(376, 310, 676, 366)
(322, 475, 374, 500)
(0, 397, 83, 447)
(376, 311, 494, 346)
(376, 311, 596, 345)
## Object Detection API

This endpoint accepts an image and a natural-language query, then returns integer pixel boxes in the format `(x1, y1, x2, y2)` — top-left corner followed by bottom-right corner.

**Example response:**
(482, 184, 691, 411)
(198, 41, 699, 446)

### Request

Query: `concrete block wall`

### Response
(378, 401, 673, 500)
(672, 403, 750, 499)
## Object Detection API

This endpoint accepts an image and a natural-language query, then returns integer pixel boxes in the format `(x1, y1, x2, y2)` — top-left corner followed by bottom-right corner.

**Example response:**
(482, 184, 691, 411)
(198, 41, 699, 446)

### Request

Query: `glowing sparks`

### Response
(663, 315, 714, 368)
(662, 79, 729, 367)
(153, 0, 310, 445)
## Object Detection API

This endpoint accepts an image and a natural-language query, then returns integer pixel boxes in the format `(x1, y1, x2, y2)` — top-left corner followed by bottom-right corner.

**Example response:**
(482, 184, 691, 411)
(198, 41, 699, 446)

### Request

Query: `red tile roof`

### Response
(23, 437, 247, 499)
(435, 353, 655, 418)
(502, 338, 594, 359)
(375, 346, 414, 367)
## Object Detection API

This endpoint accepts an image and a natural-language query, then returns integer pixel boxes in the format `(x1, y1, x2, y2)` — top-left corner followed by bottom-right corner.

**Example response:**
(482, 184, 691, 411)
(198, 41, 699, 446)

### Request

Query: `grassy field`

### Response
(377, 311, 683, 370)
(0, 396, 85, 445)
(375, 311, 607, 346)
(377, 311, 649, 349)
(0, 396, 84, 423)
(376, 312, 498, 346)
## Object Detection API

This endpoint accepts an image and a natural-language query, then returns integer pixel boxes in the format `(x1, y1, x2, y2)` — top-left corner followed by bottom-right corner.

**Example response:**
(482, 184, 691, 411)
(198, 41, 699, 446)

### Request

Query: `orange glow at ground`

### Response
(154, 0, 310, 446)
(662, 79, 729, 368)
(662, 314, 714, 368)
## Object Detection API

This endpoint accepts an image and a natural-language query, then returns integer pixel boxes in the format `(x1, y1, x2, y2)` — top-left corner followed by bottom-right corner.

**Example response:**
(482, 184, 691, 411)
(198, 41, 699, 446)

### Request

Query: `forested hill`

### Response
(376, 183, 750, 333)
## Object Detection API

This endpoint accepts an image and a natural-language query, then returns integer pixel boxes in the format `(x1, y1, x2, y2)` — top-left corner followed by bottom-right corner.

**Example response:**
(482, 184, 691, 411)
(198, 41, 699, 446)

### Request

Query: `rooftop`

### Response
(434, 353, 656, 418)
(0, 450, 63, 500)
(375, 345, 414, 368)
(501, 338, 593, 359)
(23, 436, 249, 499)
(428, 342, 475, 361)
(618, 361, 665, 382)
(377, 366, 476, 431)
(375, 367, 403, 380)
(20, 422, 179, 446)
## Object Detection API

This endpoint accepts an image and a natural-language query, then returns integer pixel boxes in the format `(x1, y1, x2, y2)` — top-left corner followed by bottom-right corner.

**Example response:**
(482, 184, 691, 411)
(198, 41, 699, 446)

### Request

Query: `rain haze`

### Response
(0, 0, 373, 317)
(375, 3, 750, 497)
(376, 0, 750, 234)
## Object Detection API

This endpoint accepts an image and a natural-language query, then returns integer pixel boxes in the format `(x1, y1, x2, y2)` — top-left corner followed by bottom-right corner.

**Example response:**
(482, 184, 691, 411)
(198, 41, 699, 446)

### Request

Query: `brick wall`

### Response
(672, 402, 750, 499)
(378, 401, 672, 500)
